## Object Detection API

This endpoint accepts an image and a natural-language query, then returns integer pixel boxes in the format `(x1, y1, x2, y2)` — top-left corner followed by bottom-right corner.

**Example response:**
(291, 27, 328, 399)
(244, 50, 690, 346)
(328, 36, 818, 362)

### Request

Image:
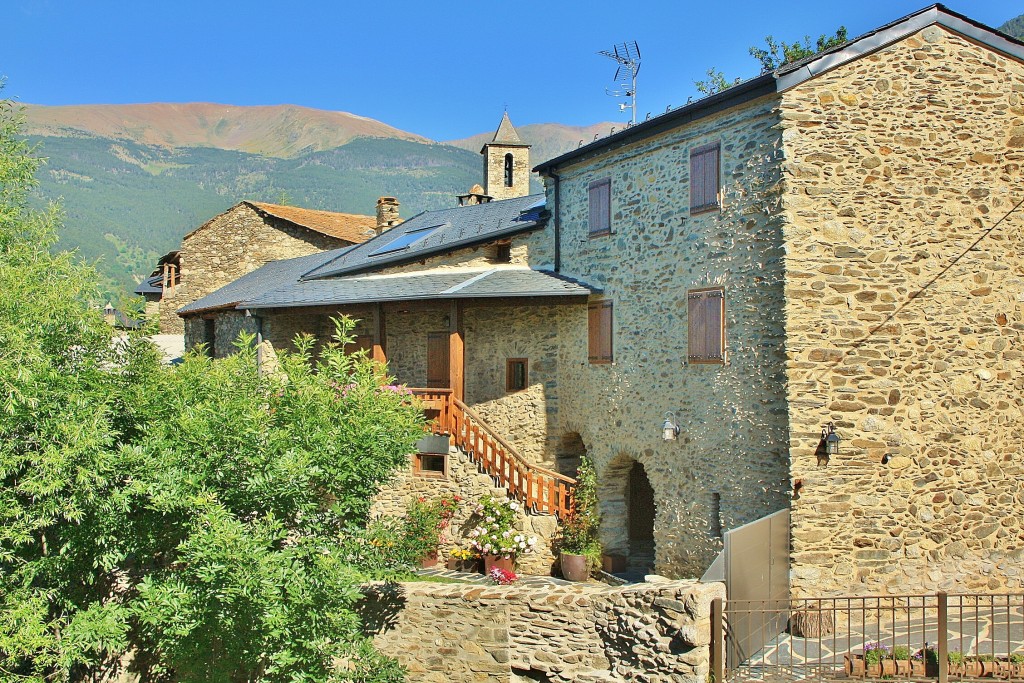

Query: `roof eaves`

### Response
(534, 74, 776, 174)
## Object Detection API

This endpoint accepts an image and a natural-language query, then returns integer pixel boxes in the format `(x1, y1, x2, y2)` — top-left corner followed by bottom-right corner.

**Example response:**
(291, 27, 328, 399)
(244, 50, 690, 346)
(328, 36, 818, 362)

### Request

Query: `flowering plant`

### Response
(448, 547, 477, 561)
(467, 495, 536, 559)
(489, 567, 518, 585)
(864, 641, 890, 665)
(404, 495, 461, 561)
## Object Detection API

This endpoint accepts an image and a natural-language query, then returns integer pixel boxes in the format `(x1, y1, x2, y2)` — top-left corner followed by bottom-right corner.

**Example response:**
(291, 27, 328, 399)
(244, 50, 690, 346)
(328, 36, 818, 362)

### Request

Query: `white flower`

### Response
(509, 501, 519, 511)
(502, 530, 511, 538)
(514, 535, 523, 543)
(528, 537, 537, 546)
(486, 516, 494, 523)
(519, 542, 526, 549)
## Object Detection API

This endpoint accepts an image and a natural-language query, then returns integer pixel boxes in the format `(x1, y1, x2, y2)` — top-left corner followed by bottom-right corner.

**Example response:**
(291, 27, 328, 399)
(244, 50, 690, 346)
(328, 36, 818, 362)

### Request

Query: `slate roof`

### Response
(535, 4, 1024, 174)
(481, 112, 529, 152)
(302, 193, 546, 280)
(134, 274, 163, 295)
(177, 247, 353, 314)
(236, 267, 595, 310)
(183, 201, 377, 244)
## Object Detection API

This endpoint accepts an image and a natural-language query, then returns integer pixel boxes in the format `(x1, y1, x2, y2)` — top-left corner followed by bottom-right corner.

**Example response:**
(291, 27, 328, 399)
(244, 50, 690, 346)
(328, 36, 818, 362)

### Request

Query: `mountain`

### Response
(19, 103, 613, 300)
(998, 13, 1024, 40)
(24, 102, 429, 158)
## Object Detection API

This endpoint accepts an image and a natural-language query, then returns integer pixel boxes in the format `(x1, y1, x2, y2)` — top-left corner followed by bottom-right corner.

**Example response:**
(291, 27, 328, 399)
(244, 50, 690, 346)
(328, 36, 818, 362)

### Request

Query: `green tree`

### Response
(0, 93, 418, 682)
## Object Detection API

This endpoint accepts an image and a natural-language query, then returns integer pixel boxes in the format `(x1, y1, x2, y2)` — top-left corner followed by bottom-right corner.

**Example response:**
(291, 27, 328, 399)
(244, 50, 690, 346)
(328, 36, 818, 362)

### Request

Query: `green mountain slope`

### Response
(998, 14, 1024, 39)
(30, 134, 481, 298)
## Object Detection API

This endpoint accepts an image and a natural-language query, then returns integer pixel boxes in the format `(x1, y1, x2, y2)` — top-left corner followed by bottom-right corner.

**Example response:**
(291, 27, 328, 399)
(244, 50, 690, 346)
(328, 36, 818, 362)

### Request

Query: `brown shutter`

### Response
(589, 178, 611, 235)
(426, 332, 450, 387)
(705, 146, 720, 208)
(690, 143, 721, 212)
(705, 289, 724, 360)
(688, 288, 725, 363)
(588, 301, 613, 363)
(691, 152, 705, 211)
(688, 291, 707, 361)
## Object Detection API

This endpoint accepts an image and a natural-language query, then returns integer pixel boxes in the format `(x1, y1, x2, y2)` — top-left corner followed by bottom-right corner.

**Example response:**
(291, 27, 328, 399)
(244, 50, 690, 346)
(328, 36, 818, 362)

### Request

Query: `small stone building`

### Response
(153, 201, 376, 334)
(178, 9, 1024, 598)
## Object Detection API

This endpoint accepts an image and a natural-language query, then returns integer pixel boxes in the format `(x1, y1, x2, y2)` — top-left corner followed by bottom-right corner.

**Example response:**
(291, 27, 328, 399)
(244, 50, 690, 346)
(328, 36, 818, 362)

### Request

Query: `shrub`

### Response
(892, 645, 911, 660)
(403, 496, 460, 561)
(558, 456, 601, 569)
(467, 495, 536, 559)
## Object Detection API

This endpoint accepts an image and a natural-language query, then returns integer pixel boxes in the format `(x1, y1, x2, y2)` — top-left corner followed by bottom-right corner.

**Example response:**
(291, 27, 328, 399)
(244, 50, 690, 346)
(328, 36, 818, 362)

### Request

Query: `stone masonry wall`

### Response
(167, 203, 348, 335)
(369, 447, 559, 576)
(547, 96, 792, 577)
(360, 579, 724, 683)
(781, 27, 1024, 596)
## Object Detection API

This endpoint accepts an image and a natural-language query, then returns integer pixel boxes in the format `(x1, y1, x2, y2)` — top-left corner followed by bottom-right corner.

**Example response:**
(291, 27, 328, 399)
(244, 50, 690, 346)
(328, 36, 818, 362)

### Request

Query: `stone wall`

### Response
(360, 578, 724, 683)
(780, 27, 1024, 596)
(369, 447, 558, 576)
(546, 96, 792, 577)
(485, 145, 532, 201)
(168, 203, 348, 336)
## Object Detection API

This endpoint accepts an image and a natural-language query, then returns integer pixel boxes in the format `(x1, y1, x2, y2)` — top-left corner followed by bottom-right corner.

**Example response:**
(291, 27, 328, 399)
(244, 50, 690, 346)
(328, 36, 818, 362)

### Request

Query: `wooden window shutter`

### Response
(589, 178, 611, 235)
(688, 288, 725, 363)
(588, 301, 613, 363)
(690, 143, 721, 212)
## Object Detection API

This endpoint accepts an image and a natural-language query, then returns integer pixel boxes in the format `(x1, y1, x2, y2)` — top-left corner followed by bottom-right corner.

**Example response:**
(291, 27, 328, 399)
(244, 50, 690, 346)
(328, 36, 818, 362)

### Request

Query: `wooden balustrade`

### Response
(409, 388, 576, 518)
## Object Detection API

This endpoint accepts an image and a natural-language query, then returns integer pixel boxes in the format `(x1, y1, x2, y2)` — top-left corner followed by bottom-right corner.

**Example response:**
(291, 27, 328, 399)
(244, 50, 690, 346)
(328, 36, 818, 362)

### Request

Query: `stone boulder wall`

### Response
(359, 579, 725, 683)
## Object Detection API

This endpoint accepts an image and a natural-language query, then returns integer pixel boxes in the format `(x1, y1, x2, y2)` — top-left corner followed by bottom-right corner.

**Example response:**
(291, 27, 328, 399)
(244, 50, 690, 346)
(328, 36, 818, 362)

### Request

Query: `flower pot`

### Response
(419, 551, 439, 568)
(446, 558, 480, 573)
(483, 554, 514, 574)
(560, 552, 589, 582)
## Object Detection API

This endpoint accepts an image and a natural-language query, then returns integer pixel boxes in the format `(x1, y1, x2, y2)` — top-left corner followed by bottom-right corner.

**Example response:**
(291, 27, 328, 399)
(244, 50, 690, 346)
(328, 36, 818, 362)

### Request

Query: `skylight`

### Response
(368, 224, 443, 257)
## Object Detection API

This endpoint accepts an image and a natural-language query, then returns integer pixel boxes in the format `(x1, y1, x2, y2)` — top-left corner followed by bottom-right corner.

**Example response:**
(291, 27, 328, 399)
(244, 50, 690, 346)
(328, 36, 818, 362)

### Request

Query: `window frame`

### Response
(689, 142, 722, 215)
(413, 453, 447, 478)
(687, 286, 726, 365)
(588, 300, 614, 365)
(506, 358, 529, 392)
(588, 177, 612, 237)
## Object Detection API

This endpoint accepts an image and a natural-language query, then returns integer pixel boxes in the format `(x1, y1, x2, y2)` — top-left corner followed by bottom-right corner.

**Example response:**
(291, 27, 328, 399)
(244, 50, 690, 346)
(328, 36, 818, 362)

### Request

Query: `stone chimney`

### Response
(375, 196, 401, 234)
(457, 184, 492, 207)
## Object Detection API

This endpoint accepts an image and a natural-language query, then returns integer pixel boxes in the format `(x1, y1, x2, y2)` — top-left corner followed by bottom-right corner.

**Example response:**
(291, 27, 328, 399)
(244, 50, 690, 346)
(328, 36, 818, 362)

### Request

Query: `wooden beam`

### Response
(449, 300, 464, 402)
(372, 303, 387, 364)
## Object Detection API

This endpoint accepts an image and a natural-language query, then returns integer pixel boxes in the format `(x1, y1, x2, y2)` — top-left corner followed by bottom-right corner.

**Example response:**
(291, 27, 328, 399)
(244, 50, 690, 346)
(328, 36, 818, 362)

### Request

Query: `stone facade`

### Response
(360, 579, 723, 683)
(545, 97, 792, 578)
(780, 26, 1024, 596)
(172, 202, 359, 340)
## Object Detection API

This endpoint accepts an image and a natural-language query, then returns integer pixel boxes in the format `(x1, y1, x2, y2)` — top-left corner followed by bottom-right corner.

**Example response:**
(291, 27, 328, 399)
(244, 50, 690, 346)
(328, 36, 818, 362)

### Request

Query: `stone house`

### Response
(177, 7, 1024, 597)
(151, 200, 377, 334)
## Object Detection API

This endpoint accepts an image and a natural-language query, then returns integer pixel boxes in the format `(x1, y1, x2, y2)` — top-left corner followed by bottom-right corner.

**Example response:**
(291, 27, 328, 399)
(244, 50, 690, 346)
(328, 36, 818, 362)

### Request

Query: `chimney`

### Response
(456, 184, 492, 207)
(375, 196, 401, 235)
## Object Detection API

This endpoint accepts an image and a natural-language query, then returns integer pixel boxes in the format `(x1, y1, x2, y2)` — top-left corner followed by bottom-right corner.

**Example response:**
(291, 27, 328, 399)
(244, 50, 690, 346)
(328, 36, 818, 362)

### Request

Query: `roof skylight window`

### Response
(368, 224, 443, 257)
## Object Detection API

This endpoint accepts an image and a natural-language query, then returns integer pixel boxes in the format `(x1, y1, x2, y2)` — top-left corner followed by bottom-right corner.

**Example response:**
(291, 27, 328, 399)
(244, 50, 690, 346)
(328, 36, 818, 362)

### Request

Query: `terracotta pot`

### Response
(560, 552, 589, 582)
(483, 554, 514, 574)
(446, 558, 480, 573)
(419, 551, 439, 568)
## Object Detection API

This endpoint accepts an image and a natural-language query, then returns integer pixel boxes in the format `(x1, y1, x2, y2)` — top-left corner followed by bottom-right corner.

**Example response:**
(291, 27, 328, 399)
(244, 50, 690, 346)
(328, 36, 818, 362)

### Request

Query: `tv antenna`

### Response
(599, 41, 641, 125)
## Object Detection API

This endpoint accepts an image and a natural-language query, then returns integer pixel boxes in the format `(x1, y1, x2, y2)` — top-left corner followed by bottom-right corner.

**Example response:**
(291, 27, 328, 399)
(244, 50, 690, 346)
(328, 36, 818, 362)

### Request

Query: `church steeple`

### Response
(481, 112, 530, 201)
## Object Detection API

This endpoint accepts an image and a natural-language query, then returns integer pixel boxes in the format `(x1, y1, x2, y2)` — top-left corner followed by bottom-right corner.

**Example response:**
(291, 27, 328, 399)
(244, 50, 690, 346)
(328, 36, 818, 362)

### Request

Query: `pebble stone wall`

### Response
(547, 97, 792, 577)
(780, 27, 1024, 596)
(360, 579, 724, 683)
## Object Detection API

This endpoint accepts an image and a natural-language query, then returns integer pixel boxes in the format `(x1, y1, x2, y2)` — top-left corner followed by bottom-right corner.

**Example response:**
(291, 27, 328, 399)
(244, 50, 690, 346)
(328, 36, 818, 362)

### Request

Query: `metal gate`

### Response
(702, 508, 790, 672)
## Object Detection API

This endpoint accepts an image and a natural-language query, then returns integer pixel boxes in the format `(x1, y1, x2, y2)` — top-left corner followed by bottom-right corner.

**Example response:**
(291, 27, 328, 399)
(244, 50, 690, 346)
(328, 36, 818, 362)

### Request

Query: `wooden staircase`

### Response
(411, 388, 576, 517)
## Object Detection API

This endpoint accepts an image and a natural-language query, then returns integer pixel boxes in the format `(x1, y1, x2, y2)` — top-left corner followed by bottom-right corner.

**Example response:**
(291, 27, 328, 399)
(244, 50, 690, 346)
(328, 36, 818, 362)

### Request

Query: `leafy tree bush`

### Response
(0, 95, 421, 682)
(557, 456, 602, 569)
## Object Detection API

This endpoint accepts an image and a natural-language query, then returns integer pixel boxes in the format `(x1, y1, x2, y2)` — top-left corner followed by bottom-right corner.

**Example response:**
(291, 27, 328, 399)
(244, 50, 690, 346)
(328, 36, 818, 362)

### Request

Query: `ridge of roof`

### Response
(182, 200, 377, 244)
(536, 4, 1024, 174)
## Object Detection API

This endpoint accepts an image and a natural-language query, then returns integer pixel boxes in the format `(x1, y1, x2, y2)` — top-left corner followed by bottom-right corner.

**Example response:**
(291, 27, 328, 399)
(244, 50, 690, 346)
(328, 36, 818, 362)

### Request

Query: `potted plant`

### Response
(557, 456, 601, 582)
(467, 495, 536, 573)
(446, 547, 480, 572)
(404, 495, 460, 567)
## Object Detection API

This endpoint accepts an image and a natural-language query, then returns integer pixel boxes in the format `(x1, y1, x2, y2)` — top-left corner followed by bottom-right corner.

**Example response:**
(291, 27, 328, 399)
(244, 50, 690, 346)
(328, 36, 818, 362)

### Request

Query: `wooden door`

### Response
(426, 332, 449, 388)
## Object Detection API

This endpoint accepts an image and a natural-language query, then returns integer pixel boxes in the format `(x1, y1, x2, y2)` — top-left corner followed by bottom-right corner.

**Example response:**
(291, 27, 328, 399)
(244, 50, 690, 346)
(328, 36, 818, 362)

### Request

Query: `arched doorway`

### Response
(555, 432, 586, 478)
(626, 461, 656, 575)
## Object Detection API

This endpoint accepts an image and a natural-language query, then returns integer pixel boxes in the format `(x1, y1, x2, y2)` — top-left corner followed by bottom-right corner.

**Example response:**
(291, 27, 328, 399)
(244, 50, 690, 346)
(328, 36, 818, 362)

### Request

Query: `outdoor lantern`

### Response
(821, 422, 840, 456)
(662, 412, 680, 441)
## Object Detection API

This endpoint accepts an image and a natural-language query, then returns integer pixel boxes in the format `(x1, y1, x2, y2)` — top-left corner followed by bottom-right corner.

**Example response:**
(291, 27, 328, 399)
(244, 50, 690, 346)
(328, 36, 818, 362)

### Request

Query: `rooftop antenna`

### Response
(599, 41, 641, 125)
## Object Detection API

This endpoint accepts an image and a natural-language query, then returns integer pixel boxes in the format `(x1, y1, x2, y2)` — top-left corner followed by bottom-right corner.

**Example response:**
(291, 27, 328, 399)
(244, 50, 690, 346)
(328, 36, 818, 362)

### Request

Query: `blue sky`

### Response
(2, 1, 1018, 141)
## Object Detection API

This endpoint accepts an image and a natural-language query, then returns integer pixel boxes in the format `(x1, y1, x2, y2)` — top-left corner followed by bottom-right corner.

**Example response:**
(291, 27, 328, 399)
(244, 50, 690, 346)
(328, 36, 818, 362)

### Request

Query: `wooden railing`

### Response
(410, 388, 576, 518)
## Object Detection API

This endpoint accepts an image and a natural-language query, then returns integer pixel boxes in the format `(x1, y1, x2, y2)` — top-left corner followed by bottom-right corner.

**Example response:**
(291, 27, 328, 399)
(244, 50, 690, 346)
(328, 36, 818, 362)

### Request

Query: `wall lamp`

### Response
(821, 422, 841, 456)
(662, 412, 681, 441)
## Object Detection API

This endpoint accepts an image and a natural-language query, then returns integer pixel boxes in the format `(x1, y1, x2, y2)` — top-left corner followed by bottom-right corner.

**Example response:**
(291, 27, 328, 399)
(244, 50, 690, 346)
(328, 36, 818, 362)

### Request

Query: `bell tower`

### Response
(482, 112, 531, 200)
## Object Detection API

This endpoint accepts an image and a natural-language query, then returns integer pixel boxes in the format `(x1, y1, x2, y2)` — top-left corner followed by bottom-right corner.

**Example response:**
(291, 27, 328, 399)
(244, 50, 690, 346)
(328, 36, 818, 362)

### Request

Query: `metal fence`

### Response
(711, 592, 1024, 683)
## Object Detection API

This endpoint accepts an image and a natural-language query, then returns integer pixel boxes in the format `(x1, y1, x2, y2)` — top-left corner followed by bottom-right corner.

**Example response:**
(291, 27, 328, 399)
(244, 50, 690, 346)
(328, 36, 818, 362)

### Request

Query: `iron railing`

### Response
(712, 592, 1024, 683)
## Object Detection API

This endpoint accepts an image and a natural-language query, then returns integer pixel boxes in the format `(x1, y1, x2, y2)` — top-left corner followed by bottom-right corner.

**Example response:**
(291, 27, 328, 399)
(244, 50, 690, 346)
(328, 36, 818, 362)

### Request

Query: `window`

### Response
(504, 153, 514, 187)
(368, 224, 443, 257)
(588, 178, 612, 236)
(506, 358, 528, 392)
(690, 142, 721, 213)
(490, 241, 512, 263)
(588, 301, 613, 364)
(414, 453, 447, 478)
(687, 287, 726, 364)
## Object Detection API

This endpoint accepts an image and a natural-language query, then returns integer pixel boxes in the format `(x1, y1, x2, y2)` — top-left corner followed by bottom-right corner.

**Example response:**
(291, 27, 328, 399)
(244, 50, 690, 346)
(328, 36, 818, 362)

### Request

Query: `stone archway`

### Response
(555, 432, 586, 478)
(599, 454, 657, 578)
